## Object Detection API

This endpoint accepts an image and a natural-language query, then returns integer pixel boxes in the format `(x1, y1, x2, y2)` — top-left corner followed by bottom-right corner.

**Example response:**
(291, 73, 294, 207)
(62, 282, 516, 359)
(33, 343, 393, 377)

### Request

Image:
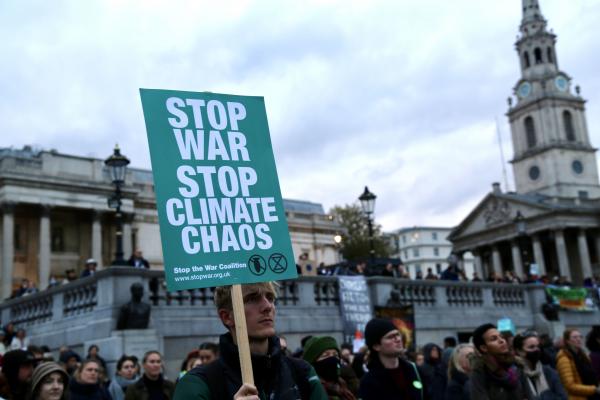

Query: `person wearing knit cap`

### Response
(303, 336, 357, 400)
(469, 323, 533, 400)
(28, 362, 69, 400)
(0, 349, 35, 400)
(359, 318, 426, 400)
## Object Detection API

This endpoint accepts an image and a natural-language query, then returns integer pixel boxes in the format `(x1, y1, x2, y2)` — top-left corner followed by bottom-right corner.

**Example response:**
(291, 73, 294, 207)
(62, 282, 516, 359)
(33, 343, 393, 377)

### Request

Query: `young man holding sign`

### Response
(141, 89, 317, 398)
(173, 282, 327, 399)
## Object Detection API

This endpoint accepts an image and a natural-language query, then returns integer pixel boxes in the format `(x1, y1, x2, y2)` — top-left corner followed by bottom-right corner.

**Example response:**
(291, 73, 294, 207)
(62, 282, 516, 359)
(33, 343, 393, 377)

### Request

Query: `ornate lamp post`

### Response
(334, 234, 343, 263)
(105, 145, 130, 266)
(358, 186, 377, 266)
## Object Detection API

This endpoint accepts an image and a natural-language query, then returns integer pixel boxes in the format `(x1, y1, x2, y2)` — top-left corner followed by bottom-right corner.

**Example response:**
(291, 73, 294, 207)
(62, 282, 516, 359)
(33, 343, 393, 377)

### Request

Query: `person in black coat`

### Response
(445, 344, 475, 400)
(421, 343, 447, 400)
(359, 318, 427, 400)
(127, 250, 150, 269)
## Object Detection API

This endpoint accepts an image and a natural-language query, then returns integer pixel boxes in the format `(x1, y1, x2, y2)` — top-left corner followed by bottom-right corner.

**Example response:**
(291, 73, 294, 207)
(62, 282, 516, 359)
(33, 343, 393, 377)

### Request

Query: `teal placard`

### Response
(140, 88, 297, 290)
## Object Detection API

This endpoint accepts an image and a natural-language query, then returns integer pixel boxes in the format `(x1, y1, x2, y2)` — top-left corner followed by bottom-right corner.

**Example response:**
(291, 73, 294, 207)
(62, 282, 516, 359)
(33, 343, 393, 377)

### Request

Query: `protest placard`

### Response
(338, 276, 373, 344)
(140, 89, 297, 291)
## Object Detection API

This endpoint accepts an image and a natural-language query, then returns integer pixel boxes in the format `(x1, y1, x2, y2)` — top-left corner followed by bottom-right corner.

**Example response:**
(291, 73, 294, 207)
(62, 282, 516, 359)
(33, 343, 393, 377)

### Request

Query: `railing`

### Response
(10, 294, 53, 325)
(446, 285, 483, 307)
(392, 282, 437, 306)
(492, 287, 526, 307)
(63, 282, 97, 316)
(0, 268, 596, 328)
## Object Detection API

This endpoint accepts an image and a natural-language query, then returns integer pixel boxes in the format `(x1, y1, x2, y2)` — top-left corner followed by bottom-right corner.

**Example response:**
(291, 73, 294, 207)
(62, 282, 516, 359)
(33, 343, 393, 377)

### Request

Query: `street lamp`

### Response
(359, 186, 377, 266)
(105, 145, 130, 266)
(334, 234, 343, 263)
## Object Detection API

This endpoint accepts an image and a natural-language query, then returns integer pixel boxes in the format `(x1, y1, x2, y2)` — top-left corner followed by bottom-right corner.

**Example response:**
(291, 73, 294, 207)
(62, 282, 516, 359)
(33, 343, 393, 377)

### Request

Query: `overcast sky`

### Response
(1, 0, 599, 232)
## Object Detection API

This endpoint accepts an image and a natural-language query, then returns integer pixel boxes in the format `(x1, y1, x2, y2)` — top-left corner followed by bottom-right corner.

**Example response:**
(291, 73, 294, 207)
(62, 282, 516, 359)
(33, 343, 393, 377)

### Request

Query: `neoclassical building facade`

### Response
(449, 0, 600, 284)
(0, 146, 341, 299)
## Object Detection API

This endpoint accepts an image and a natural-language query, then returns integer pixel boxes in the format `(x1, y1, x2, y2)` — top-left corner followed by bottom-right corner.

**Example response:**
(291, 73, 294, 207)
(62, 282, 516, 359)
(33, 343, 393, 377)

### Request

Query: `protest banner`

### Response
(497, 317, 516, 335)
(546, 287, 596, 311)
(374, 305, 416, 350)
(140, 88, 297, 385)
(338, 276, 373, 345)
(140, 89, 296, 291)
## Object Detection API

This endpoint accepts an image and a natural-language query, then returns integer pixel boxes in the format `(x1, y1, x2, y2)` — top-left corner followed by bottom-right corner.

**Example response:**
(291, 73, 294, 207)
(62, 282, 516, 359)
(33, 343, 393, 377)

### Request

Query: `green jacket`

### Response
(174, 333, 327, 400)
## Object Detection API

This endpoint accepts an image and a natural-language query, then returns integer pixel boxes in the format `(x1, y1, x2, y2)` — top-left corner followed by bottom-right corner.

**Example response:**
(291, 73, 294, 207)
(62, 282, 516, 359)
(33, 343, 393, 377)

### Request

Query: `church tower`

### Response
(507, 0, 600, 199)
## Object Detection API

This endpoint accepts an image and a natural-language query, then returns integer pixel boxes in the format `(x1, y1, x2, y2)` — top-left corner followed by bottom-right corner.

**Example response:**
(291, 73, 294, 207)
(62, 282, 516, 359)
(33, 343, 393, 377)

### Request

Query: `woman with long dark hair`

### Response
(556, 328, 600, 400)
(513, 331, 566, 400)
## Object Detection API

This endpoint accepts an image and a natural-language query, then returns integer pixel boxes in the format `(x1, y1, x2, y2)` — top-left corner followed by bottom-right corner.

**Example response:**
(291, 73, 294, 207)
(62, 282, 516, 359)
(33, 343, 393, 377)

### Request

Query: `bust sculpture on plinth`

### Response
(116, 282, 151, 330)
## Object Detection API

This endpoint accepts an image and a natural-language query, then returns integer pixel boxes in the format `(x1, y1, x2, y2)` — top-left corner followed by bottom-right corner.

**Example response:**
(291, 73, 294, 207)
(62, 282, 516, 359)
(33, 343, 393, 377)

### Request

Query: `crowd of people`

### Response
(2, 279, 600, 399)
(9, 250, 151, 300)
(311, 260, 600, 289)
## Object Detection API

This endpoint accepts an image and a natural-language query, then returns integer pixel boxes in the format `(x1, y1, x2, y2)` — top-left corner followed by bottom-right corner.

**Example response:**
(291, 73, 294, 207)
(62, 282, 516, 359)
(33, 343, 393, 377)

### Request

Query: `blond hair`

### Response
(448, 343, 475, 378)
(214, 282, 278, 310)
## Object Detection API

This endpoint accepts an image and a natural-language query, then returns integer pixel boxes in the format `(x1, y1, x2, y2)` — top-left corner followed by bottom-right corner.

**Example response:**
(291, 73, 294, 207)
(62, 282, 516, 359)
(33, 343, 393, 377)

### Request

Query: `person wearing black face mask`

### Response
(303, 336, 357, 400)
(513, 331, 567, 400)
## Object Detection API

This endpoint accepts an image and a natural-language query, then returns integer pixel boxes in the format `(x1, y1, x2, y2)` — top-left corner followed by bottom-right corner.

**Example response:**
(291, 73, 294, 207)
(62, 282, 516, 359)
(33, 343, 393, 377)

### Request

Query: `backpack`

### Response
(190, 356, 311, 400)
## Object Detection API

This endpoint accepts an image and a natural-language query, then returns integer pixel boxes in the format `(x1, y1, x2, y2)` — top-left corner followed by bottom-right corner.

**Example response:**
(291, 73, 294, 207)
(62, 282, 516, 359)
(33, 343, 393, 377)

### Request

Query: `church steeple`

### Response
(506, 0, 600, 199)
(515, 0, 558, 80)
(521, 0, 546, 33)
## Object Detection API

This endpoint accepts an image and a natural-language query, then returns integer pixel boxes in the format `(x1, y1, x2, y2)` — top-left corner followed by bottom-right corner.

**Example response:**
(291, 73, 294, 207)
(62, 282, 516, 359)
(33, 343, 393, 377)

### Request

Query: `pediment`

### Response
(448, 193, 551, 241)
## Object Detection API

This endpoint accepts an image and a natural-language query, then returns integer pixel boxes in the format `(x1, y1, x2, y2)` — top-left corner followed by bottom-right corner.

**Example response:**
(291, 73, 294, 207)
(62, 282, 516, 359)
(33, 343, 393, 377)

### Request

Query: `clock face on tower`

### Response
(518, 81, 532, 98)
(529, 165, 540, 180)
(555, 76, 568, 92)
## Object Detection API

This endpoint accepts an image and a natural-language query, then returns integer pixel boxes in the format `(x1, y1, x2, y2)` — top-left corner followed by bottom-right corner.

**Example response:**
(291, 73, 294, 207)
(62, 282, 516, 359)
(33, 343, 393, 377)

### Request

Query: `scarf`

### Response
(114, 374, 138, 391)
(482, 353, 520, 390)
(522, 360, 549, 396)
(320, 377, 356, 400)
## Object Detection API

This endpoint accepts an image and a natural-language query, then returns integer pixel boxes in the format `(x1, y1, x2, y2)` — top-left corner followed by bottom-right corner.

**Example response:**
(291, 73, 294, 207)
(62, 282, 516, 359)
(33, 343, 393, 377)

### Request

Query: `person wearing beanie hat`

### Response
(0, 349, 35, 400)
(359, 318, 426, 400)
(469, 323, 533, 400)
(28, 362, 69, 400)
(364, 318, 397, 351)
(303, 336, 357, 400)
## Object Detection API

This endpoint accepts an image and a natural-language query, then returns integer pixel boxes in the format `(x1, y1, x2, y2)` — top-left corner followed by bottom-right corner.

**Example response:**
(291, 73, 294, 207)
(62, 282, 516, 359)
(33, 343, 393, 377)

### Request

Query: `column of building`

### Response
(577, 229, 593, 280)
(510, 239, 524, 279)
(531, 233, 546, 276)
(554, 229, 571, 281)
(123, 213, 133, 263)
(1, 203, 15, 299)
(92, 211, 103, 269)
(492, 245, 502, 276)
(472, 251, 484, 279)
(38, 205, 51, 290)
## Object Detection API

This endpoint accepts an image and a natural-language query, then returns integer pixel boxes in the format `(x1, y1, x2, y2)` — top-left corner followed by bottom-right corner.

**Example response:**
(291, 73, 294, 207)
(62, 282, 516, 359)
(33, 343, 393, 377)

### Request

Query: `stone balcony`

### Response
(1, 267, 598, 378)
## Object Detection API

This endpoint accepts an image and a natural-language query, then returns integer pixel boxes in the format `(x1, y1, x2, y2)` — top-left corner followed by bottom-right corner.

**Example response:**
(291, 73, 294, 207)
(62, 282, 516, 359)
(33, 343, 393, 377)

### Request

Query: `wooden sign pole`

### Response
(232, 284, 254, 385)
